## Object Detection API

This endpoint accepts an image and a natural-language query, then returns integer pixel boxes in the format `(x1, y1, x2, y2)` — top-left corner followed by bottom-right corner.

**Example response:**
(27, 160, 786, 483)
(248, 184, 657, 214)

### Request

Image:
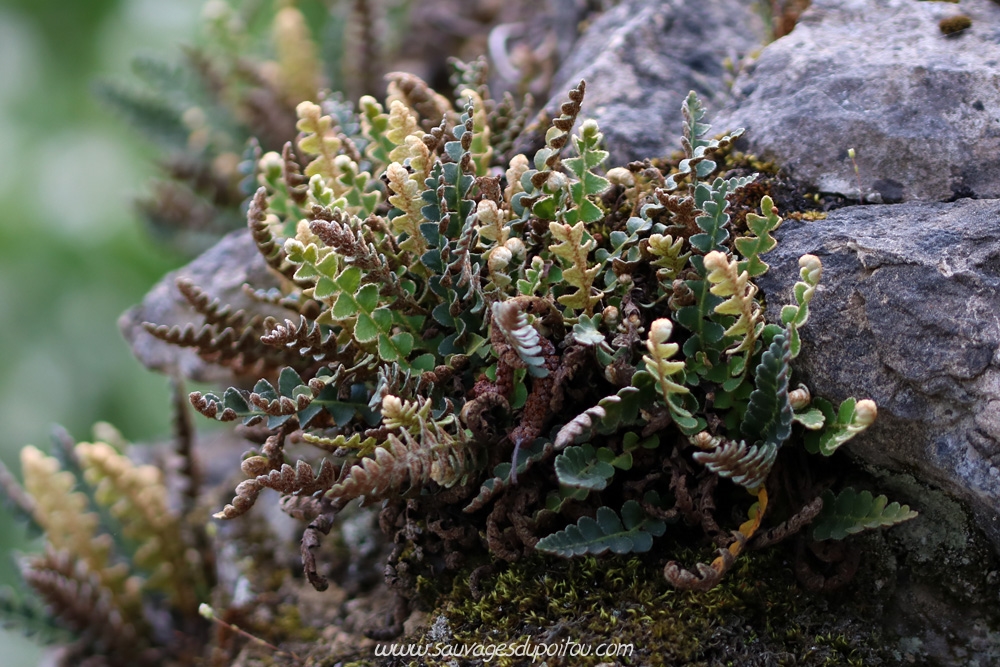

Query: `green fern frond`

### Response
(296, 101, 343, 184)
(741, 333, 793, 449)
(735, 195, 783, 278)
(703, 250, 762, 355)
(548, 221, 601, 313)
(812, 488, 918, 541)
(642, 319, 698, 431)
(780, 254, 823, 357)
(554, 444, 617, 491)
(536, 500, 666, 557)
(804, 397, 878, 456)
(562, 119, 610, 224)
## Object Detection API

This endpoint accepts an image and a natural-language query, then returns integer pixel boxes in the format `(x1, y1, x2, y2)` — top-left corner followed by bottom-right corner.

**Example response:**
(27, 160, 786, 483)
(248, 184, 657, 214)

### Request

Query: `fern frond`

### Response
(664, 90, 745, 191)
(780, 254, 823, 357)
(379, 394, 434, 433)
(281, 142, 309, 207)
(554, 444, 616, 491)
(19, 447, 109, 578)
(0, 457, 39, 533)
(491, 300, 549, 378)
(735, 195, 782, 278)
(535, 80, 585, 173)
(261, 315, 344, 362)
(75, 442, 200, 613)
(646, 233, 690, 284)
(272, 5, 321, 107)
(562, 119, 610, 224)
(21, 549, 147, 657)
(175, 278, 256, 331)
(141, 319, 299, 377)
(741, 333, 793, 449)
(703, 250, 762, 355)
(642, 320, 695, 430)
(812, 488, 918, 541)
(553, 385, 646, 450)
(385, 161, 430, 256)
(296, 101, 343, 183)
(548, 221, 601, 313)
(385, 71, 455, 131)
(804, 397, 878, 456)
(385, 100, 422, 163)
(329, 426, 482, 504)
(457, 88, 492, 176)
(535, 500, 666, 557)
(692, 436, 777, 491)
(215, 458, 337, 520)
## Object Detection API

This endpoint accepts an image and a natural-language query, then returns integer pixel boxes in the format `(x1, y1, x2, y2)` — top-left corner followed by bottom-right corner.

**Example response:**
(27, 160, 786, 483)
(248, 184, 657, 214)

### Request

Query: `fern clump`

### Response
(0, 424, 212, 666)
(132, 74, 918, 617)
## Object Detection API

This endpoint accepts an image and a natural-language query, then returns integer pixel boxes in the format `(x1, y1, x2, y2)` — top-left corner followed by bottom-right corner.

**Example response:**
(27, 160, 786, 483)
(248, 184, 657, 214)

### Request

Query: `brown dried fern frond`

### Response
(215, 458, 338, 520)
(21, 549, 150, 663)
(175, 278, 256, 331)
(385, 71, 455, 130)
(663, 533, 745, 592)
(247, 186, 296, 281)
(281, 141, 309, 206)
(329, 422, 483, 505)
(260, 315, 344, 362)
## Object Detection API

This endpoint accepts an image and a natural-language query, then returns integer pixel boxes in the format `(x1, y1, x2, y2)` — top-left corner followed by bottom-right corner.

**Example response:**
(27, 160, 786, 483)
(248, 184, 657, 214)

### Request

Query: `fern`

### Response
(491, 300, 549, 378)
(554, 444, 617, 491)
(812, 488, 918, 541)
(692, 436, 777, 491)
(536, 501, 666, 557)
(780, 254, 823, 358)
(562, 119, 611, 224)
(804, 397, 878, 456)
(735, 195, 783, 278)
(703, 250, 762, 355)
(741, 333, 793, 449)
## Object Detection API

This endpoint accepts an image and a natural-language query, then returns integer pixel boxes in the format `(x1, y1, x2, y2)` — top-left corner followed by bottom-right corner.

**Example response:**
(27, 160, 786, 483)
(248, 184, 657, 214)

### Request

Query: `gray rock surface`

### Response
(756, 199, 1000, 551)
(118, 229, 284, 383)
(716, 0, 1000, 203)
(523, 0, 766, 167)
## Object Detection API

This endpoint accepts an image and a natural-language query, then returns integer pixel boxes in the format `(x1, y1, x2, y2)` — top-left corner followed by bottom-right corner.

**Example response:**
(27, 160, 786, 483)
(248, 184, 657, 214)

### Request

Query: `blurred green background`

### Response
(0, 0, 202, 662)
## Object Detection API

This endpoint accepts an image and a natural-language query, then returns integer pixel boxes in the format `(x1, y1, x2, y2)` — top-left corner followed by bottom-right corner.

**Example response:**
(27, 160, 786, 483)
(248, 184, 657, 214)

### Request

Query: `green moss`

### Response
(395, 547, 897, 666)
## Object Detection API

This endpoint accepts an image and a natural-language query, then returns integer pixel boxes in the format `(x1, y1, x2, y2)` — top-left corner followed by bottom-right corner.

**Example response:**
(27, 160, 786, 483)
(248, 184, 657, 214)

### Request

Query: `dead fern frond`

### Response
(215, 458, 337, 520)
(21, 549, 149, 662)
(385, 71, 455, 130)
(247, 186, 295, 280)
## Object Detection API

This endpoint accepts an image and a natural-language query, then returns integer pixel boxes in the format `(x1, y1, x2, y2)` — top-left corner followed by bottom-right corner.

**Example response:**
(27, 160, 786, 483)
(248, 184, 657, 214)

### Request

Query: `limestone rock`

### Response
(516, 0, 766, 167)
(756, 199, 1000, 550)
(716, 0, 1000, 203)
(118, 229, 285, 383)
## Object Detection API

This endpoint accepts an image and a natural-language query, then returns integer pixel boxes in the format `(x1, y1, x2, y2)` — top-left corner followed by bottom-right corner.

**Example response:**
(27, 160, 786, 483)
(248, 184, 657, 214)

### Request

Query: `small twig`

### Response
(199, 604, 303, 664)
